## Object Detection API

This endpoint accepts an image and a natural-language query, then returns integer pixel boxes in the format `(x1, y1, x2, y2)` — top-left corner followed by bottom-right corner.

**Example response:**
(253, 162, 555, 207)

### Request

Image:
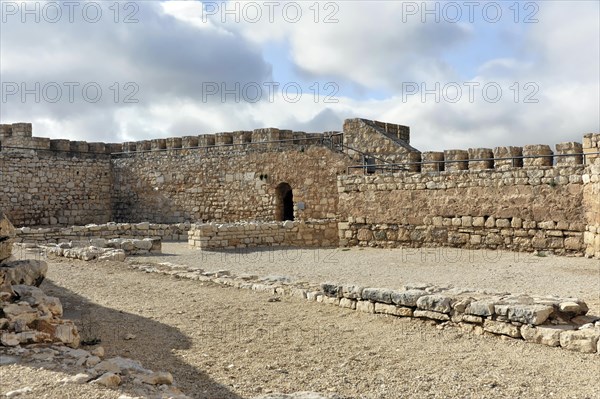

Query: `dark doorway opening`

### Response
(275, 182, 294, 221)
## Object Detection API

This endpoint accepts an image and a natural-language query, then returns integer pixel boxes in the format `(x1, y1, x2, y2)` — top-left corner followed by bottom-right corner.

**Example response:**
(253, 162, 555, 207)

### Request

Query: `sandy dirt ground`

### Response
(1, 246, 599, 399)
(136, 244, 600, 314)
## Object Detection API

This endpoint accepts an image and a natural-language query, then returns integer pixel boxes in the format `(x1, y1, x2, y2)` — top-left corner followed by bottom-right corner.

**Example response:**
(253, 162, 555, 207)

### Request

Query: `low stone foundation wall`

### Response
(339, 217, 586, 256)
(188, 220, 339, 250)
(13, 222, 190, 244)
(130, 263, 600, 355)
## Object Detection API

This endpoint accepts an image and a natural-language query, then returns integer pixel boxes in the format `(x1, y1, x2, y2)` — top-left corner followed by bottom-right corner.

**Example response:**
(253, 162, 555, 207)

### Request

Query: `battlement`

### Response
(0, 123, 340, 155)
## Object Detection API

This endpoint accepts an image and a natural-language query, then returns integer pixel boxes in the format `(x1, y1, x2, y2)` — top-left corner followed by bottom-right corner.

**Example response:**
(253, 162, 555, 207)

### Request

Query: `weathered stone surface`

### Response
(362, 288, 393, 304)
(462, 314, 483, 324)
(321, 283, 341, 298)
(416, 295, 452, 313)
(498, 304, 554, 325)
(483, 320, 521, 338)
(339, 298, 356, 310)
(466, 300, 496, 317)
(12, 285, 63, 316)
(356, 300, 375, 313)
(390, 289, 427, 307)
(521, 325, 575, 347)
(341, 285, 364, 299)
(559, 329, 599, 353)
(413, 310, 450, 321)
(0, 260, 47, 287)
(0, 210, 15, 262)
(374, 303, 413, 317)
(93, 372, 121, 388)
(559, 301, 588, 315)
(139, 371, 174, 385)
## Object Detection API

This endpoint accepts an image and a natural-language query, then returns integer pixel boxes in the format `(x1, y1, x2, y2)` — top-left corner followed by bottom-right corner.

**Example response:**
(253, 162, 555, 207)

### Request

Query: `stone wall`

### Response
(342, 119, 421, 170)
(583, 133, 600, 258)
(0, 150, 113, 227)
(13, 222, 189, 244)
(112, 146, 350, 224)
(188, 220, 338, 249)
(337, 163, 596, 256)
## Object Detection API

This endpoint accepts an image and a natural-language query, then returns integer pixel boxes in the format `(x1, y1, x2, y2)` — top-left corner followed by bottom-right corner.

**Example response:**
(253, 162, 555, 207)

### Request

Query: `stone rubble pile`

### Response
(15, 237, 162, 262)
(1, 344, 191, 399)
(130, 262, 600, 355)
(1, 210, 80, 348)
(2, 210, 190, 398)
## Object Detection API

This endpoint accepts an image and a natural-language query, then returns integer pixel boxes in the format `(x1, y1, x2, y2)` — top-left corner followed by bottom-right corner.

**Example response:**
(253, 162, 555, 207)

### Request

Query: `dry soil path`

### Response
(2, 255, 599, 399)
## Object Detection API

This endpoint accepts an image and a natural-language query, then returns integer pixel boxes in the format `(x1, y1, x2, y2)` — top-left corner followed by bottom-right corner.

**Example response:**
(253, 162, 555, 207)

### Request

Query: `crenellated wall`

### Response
(111, 145, 349, 223)
(337, 133, 600, 257)
(1, 120, 598, 258)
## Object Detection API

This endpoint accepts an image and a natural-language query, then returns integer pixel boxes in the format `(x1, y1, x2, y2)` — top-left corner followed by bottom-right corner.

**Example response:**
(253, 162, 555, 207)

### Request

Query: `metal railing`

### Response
(346, 151, 600, 174)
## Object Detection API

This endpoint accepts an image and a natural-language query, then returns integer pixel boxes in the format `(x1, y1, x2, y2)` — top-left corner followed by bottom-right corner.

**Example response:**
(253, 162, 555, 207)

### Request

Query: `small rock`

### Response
(267, 297, 281, 303)
(124, 333, 137, 340)
(1, 332, 21, 346)
(139, 371, 174, 385)
(93, 372, 121, 388)
(90, 346, 105, 357)
(61, 373, 91, 384)
(5, 387, 33, 397)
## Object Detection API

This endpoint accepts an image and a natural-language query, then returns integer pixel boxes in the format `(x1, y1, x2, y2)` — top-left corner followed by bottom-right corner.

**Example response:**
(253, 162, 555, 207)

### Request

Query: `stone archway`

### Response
(275, 182, 294, 221)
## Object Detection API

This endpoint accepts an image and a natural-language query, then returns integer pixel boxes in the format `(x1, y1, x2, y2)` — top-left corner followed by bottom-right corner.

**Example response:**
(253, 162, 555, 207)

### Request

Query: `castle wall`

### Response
(111, 145, 350, 224)
(337, 134, 600, 257)
(0, 150, 112, 227)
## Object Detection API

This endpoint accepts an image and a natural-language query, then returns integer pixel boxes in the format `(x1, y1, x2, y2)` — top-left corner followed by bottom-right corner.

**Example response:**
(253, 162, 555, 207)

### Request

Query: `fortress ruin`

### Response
(0, 118, 599, 258)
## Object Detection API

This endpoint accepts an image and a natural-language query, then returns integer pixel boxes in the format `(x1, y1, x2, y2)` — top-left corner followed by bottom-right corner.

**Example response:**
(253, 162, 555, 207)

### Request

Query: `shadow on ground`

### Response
(39, 278, 244, 399)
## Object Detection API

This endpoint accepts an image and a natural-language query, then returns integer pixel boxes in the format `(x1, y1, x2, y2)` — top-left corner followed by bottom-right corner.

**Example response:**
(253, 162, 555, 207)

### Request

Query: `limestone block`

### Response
(341, 285, 364, 299)
(483, 319, 521, 338)
(466, 300, 496, 317)
(339, 298, 356, 310)
(421, 152, 444, 172)
(521, 325, 575, 347)
(391, 289, 427, 307)
(416, 295, 452, 313)
(444, 150, 469, 171)
(0, 260, 47, 287)
(362, 288, 393, 304)
(321, 283, 341, 298)
(413, 310, 450, 321)
(497, 304, 554, 325)
(1, 210, 15, 263)
(523, 144, 553, 167)
(559, 329, 599, 353)
(356, 300, 375, 313)
(493, 146, 523, 169)
(468, 148, 494, 170)
(374, 303, 413, 317)
(555, 142, 583, 165)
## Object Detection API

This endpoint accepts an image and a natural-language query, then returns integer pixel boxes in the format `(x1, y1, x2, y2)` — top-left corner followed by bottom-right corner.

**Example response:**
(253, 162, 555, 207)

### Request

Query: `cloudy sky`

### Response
(0, 0, 598, 150)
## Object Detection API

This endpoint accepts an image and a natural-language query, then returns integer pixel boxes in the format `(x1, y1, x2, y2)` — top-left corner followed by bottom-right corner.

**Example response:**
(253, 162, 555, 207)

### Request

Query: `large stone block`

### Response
(421, 152, 444, 172)
(468, 148, 494, 170)
(559, 329, 599, 353)
(493, 146, 523, 169)
(555, 142, 583, 165)
(444, 150, 469, 171)
(522, 144, 553, 167)
(1, 210, 15, 263)
(0, 260, 48, 287)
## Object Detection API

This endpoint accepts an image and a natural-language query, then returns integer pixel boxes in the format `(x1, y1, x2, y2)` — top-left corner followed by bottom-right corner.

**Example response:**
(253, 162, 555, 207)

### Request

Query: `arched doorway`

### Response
(275, 182, 294, 221)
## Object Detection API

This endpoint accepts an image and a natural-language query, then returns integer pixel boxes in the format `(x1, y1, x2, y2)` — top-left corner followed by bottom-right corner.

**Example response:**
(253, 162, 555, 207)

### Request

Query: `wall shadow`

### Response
(38, 278, 243, 399)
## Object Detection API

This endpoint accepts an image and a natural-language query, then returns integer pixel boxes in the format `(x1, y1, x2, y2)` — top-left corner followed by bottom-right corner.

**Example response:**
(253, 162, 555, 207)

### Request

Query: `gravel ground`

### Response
(2, 254, 599, 399)
(136, 243, 600, 314)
